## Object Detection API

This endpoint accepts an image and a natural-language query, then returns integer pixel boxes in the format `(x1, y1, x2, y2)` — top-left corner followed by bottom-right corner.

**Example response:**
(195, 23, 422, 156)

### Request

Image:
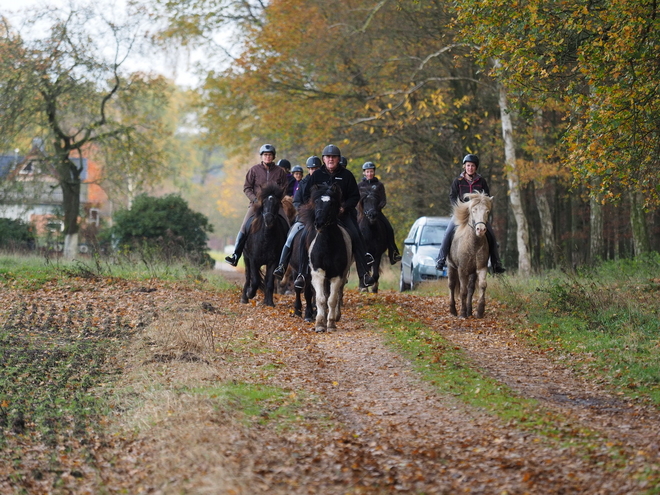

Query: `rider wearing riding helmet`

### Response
(290, 165, 304, 197)
(435, 153, 506, 274)
(358, 161, 402, 265)
(225, 144, 290, 267)
(273, 156, 322, 280)
(298, 144, 375, 288)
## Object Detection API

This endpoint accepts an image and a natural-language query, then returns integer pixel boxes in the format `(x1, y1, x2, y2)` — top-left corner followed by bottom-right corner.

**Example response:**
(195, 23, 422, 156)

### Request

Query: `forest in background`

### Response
(1, 0, 659, 272)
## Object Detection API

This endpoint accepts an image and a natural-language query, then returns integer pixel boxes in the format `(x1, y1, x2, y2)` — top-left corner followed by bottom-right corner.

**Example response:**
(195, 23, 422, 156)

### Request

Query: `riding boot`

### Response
(274, 244, 291, 279)
(435, 220, 456, 270)
(486, 227, 506, 274)
(225, 230, 247, 267)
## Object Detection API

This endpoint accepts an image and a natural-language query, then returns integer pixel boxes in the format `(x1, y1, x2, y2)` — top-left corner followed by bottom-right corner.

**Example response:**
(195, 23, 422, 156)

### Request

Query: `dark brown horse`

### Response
(448, 192, 492, 318)
(357, 189, 388, 293)
(241, 184, 288, 306)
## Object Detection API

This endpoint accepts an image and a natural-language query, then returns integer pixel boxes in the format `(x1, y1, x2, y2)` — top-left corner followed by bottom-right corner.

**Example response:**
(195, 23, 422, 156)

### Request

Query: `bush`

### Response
(112, 194, 214, 265)
(0, 218, 35, 250)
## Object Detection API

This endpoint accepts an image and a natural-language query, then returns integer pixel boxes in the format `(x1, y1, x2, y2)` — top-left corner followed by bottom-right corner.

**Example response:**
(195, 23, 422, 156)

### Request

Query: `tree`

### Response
(0, 4, 173, 258)
(112, 193, 213, 264)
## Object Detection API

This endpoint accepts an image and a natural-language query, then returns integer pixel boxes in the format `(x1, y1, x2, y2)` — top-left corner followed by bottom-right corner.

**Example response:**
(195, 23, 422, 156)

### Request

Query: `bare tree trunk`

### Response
(532, 108, 556, 268)
(498, 76, 531, 275)
(590, 183, 604, 262)
(59, 158, 82, 259)
(630, 191, 650, 256)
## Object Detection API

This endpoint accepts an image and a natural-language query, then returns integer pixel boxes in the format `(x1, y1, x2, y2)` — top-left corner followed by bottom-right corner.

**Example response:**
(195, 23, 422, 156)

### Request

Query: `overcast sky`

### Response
(0, 0, 202, 88)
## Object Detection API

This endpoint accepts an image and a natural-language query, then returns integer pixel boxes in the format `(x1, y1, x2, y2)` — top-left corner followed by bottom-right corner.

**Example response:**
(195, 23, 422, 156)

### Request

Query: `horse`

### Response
(447, 192, 493, 318)
(241, 184, 289, 307)
(357, 188, 389, 293)
(288, 227, 316, 322)
(299, 183, 352, 332)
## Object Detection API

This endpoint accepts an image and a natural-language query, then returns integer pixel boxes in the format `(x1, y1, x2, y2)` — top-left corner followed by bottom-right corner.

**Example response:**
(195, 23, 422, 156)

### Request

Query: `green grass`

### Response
(0, 252, 235, 291)
(489, 254, 660, 405)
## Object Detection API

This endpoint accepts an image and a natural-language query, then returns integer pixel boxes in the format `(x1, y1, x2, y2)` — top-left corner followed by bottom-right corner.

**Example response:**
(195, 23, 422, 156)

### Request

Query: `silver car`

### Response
(400, 216, 450, 291)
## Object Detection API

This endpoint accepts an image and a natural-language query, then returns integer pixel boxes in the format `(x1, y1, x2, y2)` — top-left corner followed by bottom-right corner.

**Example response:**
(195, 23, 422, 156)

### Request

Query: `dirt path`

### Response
(101, 282, 659, 494)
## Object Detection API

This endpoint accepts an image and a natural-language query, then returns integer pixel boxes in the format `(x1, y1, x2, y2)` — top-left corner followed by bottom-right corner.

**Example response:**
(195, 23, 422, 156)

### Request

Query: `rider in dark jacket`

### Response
(297, 145, 375, 288)
(358, 161, 401, 265)
(435, 154, 505, 274)
(273, 156, 321, 280)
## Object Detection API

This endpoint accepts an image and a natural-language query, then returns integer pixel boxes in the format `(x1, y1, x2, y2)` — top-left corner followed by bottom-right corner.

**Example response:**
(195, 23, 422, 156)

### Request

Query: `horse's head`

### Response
(463, 192, 492, 238)
(255, 184, 283, 228)
(359, 190, 380, 223)
(312, 183, 342, 230)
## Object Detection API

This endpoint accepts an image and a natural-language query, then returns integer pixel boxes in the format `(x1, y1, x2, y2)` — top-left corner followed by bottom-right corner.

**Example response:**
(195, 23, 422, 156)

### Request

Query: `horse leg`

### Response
(311, 271, 328, 332)
(304, 279, 315, 322)
(475, 268, 488, 318)
(459, 271, 469, 318)
(240, 262, 251, 304)
(263, 264, 275, 307)
(448, 266, 458, 316)
(327, 276, 343, 330)
(466, 273, 477, 317)
(371, 256, 381, 294)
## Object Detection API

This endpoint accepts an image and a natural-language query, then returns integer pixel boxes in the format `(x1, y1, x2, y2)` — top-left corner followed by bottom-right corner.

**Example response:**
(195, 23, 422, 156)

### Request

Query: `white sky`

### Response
(0, 0, 203, 88)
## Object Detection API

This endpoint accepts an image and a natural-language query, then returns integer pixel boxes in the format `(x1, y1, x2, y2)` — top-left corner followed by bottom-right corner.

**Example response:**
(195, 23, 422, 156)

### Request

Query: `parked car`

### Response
(400, 216, 451, 291)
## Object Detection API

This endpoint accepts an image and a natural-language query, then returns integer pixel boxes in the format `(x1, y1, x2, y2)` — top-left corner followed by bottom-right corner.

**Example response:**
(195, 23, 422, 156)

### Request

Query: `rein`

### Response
(470, 220, 487, 231)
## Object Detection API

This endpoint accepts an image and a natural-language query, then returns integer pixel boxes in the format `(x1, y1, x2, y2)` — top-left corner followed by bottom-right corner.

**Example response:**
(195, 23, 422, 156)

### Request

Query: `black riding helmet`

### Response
(322, 144, 341, 156)
(277, 159, 291, 171)
(306, 156, 322, 168)
(462, 154, 480, 167)
(339, 156, 348, 167)
(362, 161, 376, 170)
(260, 144, 276, 156)
(291, 165, 304, 173)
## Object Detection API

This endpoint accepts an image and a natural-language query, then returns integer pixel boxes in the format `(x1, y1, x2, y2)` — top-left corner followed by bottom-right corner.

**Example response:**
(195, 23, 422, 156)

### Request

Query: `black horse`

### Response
(299, 183, 352, 332)
(357, 189, 388, 293)
(288, 228, 316, 322)
(241, 184, 288, 306)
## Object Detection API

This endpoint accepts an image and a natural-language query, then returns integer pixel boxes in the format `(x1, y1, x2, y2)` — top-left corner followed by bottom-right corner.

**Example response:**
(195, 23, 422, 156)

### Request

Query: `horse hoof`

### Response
(240, 297, 248, 304)
(305, 317, 314, 322)
(315, 327, 326, 333)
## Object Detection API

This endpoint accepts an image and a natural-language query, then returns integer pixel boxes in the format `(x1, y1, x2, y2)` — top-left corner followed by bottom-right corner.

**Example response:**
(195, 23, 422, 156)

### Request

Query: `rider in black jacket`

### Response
(297, 145, 375, 288)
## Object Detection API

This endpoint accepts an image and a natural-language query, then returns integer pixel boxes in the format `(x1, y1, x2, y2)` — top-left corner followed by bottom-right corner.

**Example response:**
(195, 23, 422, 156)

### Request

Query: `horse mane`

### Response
(253, 183, 284, 215)
(298, 183, 342, 229)
(452, 192, 491, 227)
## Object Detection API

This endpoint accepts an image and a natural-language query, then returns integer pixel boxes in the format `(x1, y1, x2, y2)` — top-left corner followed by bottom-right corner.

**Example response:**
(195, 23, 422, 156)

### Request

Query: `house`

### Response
(0, 138, 114, 248)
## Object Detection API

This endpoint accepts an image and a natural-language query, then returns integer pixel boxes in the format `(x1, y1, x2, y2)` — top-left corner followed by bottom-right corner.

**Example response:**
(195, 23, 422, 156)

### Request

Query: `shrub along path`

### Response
(0, 276, 658, 493)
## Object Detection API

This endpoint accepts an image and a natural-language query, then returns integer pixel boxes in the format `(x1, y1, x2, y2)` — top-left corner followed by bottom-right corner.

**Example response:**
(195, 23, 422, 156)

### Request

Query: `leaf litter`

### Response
(0, 277, 658, 493)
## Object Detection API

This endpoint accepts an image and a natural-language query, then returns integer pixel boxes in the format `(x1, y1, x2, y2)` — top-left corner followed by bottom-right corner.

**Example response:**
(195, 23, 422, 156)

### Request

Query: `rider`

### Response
(299, 144, 375, 288)
(277, 158, 296, 196)
(273, 156, 322, 280)
(225, 144, 290, 267)
(290, 165, 304, 198)
(435, 153, 506, 274)
(358, 161, 402, 265)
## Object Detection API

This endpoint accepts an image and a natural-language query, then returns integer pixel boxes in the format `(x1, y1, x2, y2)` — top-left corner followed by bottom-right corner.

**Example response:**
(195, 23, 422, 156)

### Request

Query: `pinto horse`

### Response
(448, 192, 493, 318)
(357, 188, 388, 293)
(241, 184, 289, 306)
(299, 183, 352, 332)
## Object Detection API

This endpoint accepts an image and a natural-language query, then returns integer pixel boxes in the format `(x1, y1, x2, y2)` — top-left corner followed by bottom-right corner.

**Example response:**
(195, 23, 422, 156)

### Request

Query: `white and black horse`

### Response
(241, 184, 288, 307)
(299, 184, 352, 332)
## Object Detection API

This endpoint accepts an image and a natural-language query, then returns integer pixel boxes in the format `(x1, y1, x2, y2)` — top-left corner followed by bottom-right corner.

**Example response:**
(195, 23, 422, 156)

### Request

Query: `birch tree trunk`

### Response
(630, 191, 650, 256)
(498, 76, 531, 275)
(590, 184, 604, 262)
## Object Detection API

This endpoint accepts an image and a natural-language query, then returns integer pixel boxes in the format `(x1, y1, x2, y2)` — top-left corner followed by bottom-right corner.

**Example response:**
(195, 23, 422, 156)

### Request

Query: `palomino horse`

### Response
(241, 184, 289, 307)
(299, 183, 352, 332)
(448, 192, 493, 318)
(357, 188, 388, 293)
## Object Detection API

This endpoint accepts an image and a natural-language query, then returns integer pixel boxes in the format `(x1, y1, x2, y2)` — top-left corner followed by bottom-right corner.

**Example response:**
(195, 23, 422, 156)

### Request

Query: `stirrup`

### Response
(365, 253, 375, 266)
(294, 273, 305, 289)
(225, 254, 239, 267)
(273, 264, 286, 279)
(363, 273, 375, 287)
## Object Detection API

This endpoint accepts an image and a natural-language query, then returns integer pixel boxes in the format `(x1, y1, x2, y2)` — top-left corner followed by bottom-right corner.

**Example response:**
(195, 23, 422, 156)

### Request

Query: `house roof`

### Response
(0, 155, 23, 179)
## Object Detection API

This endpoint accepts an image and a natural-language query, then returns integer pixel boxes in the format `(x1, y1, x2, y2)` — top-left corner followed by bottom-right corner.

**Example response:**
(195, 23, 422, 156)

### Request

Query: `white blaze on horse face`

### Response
(321, 195, 331, 202)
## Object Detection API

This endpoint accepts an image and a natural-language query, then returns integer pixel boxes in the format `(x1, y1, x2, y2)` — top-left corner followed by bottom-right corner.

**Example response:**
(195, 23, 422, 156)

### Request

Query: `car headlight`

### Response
(420, 256, 437, 267)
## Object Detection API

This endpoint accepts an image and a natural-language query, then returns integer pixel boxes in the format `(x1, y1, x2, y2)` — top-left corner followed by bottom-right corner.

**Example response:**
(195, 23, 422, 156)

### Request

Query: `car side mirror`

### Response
(404, 239, 414, 245)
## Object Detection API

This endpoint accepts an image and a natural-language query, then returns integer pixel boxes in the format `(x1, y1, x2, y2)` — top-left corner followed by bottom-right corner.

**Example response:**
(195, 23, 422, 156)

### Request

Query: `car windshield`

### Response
(419, 225, 446, 245)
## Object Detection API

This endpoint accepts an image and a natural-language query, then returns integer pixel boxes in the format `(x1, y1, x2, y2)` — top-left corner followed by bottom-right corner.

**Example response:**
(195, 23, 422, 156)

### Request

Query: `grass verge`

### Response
(489, 254, 660, 406)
